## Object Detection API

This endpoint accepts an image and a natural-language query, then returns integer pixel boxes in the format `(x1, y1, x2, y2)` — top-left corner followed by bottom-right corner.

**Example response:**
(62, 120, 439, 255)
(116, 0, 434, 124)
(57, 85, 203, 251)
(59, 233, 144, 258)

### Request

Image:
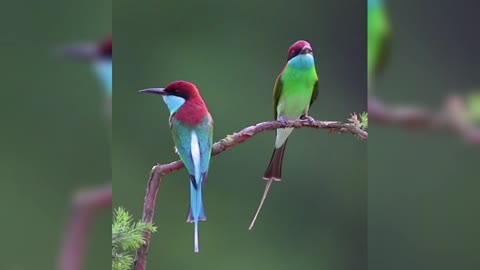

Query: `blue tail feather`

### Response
(188, 180, 205, 253)
(187, 180, 206, 222)
(187, 204, 206, 222)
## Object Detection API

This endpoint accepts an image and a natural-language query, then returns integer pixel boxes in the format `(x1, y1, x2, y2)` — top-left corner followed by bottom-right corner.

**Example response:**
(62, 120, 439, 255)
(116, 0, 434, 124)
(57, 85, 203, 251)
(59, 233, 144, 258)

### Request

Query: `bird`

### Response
(58, 35, 112, 96)
(368, 0, 391, 90)
(249, 40, 319, 230)
(139, 80, 213, 253)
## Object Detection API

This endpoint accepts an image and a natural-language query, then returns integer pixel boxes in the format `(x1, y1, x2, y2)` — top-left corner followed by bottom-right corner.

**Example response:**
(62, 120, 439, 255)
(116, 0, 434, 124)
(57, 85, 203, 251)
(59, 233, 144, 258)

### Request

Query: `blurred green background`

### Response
(114, 0, 366, 269)
(0, 1, 111, 269)
(369, 0, 480, 269)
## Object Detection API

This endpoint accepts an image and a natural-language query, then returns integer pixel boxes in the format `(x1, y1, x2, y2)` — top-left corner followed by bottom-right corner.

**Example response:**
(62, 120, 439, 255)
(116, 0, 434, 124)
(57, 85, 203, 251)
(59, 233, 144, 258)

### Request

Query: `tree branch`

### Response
(369, 95, 480, 145)
(133, 118, 367, 270)
(58, 184, 112, 270)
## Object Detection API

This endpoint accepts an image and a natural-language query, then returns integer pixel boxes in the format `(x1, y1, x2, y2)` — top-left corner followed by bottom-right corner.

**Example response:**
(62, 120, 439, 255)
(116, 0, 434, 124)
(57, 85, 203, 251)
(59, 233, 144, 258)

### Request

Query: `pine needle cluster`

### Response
(112, 207, 157, 270)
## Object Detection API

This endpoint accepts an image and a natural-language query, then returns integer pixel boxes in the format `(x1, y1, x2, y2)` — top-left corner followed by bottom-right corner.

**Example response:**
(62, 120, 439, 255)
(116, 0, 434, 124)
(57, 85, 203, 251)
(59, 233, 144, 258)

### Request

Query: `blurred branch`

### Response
(369, 95, 480, 145)
(133, 118, 367, 270)
(58, 184, 112, 270)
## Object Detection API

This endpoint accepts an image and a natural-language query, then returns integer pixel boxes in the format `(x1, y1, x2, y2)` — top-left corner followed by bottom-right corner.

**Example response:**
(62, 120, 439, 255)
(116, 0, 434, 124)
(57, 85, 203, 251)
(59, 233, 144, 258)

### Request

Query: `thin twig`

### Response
(58, 184, 112, 270)
(369, 96, 480, 145)
(133, 118, 367, 270)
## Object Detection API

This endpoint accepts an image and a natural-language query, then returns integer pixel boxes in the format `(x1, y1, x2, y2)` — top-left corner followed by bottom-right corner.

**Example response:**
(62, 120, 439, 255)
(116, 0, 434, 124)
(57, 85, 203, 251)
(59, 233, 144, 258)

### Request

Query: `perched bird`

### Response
(368, 0, 391, 89)
(139, 81, 213, 253)
(59, 35, 112, 96)
(249, 40, 319, 230)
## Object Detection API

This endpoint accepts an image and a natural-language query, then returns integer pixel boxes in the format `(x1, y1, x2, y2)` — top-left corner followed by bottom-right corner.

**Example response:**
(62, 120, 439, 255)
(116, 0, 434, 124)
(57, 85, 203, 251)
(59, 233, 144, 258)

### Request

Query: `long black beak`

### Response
(55, 43, 99, 61)
(300, 46, 313, 54)
(138, 88, 167, 95)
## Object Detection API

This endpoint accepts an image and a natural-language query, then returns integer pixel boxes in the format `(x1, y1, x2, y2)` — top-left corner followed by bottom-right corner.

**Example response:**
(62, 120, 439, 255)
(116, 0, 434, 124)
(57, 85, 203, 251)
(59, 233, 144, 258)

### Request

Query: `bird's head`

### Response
(57, 35, 112, 94)
(139, 81, 201, 99)
(59, 35, 111, 61)
(139, 80, 203, 115)
(286, 40, 313, 61)
(285, 40, 315, 69)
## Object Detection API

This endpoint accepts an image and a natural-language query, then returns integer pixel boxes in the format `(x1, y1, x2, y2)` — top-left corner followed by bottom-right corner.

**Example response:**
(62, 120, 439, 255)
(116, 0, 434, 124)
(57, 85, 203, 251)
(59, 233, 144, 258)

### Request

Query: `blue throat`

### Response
(368, 0, 381, 9)
(92, 60, 112, 96)
(287, 54, 315, 69)
(162, 95, 186, 115)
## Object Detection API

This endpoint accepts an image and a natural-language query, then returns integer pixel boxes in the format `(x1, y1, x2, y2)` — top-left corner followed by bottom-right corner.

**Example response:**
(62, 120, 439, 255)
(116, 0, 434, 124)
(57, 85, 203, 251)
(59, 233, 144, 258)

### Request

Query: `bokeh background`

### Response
(369, 0, 480, 269)
(0, 1, 111, 269)
(114, 0, 367, 269)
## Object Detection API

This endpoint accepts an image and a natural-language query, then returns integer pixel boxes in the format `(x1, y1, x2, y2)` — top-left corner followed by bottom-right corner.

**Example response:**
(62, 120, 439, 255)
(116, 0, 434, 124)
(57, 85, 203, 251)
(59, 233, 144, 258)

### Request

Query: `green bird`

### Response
(368, 0, 391, 89)
(249, 40, 319, 230)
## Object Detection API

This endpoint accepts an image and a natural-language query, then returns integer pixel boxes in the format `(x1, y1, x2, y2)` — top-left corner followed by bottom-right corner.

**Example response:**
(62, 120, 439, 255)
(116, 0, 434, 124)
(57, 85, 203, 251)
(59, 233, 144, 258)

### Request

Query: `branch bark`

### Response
(133, 118, 367, 270)
(58, 184, 112, 270)
(369, 96, 480, 145)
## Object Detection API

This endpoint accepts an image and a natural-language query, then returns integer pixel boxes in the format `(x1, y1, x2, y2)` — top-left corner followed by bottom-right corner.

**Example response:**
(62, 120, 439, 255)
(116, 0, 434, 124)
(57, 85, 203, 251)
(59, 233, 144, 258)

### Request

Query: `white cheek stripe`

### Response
(191, 131, 201, 184)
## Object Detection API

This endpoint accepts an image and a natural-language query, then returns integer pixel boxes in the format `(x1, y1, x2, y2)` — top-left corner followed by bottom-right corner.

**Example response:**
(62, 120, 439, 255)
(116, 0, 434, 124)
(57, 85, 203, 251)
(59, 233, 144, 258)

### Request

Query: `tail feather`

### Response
(186, 204, 206, 222)
(194, 221, 199, 253)
(249, 179, 274, 230)
(263, 140, 288, 181)
(187, 180, 205, 253)
(187, 181, 206, 222)
(250, 141, 288, 230)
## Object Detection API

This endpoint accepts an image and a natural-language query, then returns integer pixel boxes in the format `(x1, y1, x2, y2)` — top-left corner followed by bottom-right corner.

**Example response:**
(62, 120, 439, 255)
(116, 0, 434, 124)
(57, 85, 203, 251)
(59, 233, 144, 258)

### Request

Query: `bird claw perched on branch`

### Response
(301, 115, 316, 125)
(278, 115, 289, 126)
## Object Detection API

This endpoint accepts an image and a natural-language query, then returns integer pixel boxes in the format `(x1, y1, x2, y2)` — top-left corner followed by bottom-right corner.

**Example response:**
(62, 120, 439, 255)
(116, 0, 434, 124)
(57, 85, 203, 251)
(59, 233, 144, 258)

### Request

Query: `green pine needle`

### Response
(112, 207, 157, 270)
(359, 112, 368, 130)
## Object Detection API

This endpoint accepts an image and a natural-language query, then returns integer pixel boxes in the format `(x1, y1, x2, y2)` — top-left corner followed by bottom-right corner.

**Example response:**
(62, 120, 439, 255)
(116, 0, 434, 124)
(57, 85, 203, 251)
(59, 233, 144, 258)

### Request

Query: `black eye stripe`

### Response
(171, 89, 188, 99)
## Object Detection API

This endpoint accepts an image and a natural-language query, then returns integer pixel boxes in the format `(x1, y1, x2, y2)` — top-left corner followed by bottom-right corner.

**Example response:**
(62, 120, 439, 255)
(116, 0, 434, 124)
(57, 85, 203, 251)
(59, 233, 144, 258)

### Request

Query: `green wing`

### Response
(170, 118, 195, 177)
(196, 114, 213, 184)
(273, 73, 283, 120)
(310, 79, 319, 108)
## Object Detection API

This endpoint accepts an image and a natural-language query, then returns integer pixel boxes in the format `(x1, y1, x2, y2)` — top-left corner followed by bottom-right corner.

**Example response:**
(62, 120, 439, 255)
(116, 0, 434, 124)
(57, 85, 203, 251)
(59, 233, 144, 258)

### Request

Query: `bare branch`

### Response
(58, 184, 112, 270)
(133, 118, 367, 270)
(369, 96, 480, 145)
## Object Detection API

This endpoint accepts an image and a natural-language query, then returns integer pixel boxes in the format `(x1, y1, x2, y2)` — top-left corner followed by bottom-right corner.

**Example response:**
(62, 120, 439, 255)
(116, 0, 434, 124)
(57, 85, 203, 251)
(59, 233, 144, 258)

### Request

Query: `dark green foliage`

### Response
(112, 207, 156, 270)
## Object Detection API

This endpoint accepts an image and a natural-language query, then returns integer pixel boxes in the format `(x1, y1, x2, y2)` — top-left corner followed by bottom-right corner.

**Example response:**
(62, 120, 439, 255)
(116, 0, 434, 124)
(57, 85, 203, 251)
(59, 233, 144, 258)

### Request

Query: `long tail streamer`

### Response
(249, 179, 274, 230)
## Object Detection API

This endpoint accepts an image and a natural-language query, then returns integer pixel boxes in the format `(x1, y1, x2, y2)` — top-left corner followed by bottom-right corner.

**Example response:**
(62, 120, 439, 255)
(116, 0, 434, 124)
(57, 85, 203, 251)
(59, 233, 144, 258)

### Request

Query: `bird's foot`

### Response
(278, 115, 289, 126)
(302, 115, 316, 124)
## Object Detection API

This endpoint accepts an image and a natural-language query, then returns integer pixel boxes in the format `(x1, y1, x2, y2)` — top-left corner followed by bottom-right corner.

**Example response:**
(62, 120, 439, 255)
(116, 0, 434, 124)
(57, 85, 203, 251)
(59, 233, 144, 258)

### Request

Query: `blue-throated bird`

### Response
(249, 40, 319, 230)
(140, 80, 213, 253)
